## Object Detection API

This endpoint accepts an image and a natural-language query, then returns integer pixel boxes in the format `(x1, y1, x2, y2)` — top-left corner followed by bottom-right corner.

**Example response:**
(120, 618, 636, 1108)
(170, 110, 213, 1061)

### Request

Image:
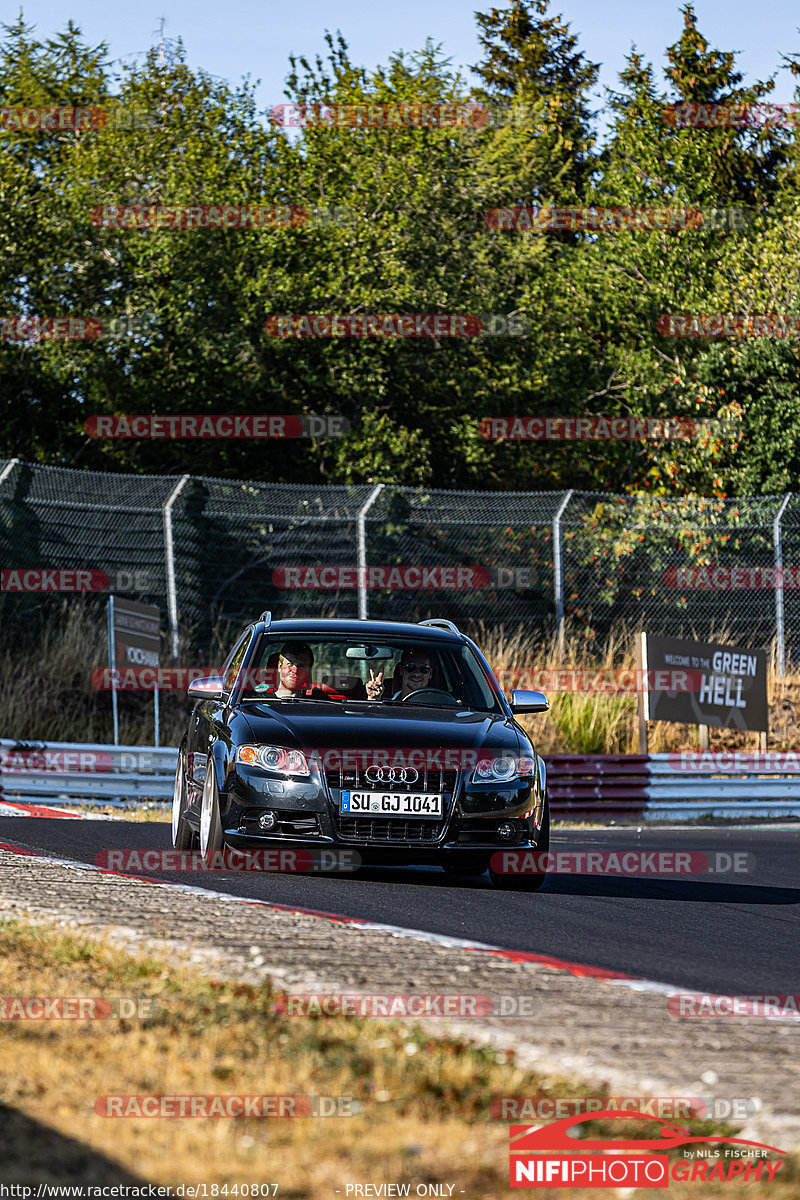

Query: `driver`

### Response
(255, 642, 349, 700)
(254, 642, 314, 696)
(274, 642, 314, 696)
(366, 649, 434, 700)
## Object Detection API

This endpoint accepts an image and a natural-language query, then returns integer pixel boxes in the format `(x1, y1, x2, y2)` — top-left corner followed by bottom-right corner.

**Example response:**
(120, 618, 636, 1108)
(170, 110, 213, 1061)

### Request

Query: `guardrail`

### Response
(647, 753, 800, 819)
(0, 740, 177, 808)
(2, 741, 800, 820)
(545, 755, 650, 819)
(549, 753, 800, 819)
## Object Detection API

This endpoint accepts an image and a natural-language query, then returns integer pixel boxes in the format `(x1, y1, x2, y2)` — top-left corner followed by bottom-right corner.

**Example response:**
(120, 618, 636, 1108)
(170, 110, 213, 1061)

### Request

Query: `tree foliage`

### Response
(1, 3, 799, 497)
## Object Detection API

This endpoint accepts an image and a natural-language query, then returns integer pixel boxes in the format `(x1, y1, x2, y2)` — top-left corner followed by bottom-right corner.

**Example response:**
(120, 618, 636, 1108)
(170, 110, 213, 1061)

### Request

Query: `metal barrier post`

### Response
(774, 493, 791, 676)
(553, 489, 574, 662)
(0, 459, 19, 676)
(107, 596, 119, 746)
(356, 484, 385, 620)
(0, 459, 19, 486)
(164, 475, 190, 661)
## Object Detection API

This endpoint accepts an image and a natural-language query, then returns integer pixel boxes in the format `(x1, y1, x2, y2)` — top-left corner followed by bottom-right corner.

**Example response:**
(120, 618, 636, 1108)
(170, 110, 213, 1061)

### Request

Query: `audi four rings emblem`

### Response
(365, 765, 419, 784)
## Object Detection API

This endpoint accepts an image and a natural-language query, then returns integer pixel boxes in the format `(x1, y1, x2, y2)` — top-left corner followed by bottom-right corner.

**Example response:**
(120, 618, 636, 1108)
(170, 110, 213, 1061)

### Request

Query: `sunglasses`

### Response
(402, 662, 432, 674)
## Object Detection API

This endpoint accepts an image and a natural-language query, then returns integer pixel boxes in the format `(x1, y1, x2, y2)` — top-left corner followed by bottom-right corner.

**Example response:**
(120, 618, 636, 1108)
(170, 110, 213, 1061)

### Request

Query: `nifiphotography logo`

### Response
(508, 1111, 786, 1188)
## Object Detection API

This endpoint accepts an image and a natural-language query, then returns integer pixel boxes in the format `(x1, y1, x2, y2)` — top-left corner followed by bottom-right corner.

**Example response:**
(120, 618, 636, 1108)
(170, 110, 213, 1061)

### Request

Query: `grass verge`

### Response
(0, 918, 796, 1196)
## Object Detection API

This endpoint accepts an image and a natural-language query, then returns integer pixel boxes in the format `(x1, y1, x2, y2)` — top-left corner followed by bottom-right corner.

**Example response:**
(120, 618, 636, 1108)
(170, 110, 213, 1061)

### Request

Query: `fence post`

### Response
(0, 459, 20, 674)
(774, 492, 791, 676)
(553, 489, 574, 662)
(163, 475, 190, 661)
(0, 458, 19, 487)
(356, 484, 385, 620)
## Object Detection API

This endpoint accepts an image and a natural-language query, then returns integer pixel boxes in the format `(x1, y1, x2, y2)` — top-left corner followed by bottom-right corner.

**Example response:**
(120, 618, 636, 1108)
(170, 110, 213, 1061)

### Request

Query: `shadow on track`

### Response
(339, 864, 800, 906)
(530, 875, 800, 904)
(0, 1101, 152, 1185)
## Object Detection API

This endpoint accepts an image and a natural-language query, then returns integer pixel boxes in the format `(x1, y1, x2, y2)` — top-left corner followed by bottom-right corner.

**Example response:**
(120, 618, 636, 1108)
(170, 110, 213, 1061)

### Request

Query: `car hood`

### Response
(239, 702, 523, 755)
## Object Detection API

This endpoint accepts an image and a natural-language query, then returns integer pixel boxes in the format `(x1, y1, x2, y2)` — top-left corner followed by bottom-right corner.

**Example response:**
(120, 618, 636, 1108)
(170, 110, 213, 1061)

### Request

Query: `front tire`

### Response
(199, 757, 224, 866)
(171, 748, 196, 850)
(489, 795, 550, 892)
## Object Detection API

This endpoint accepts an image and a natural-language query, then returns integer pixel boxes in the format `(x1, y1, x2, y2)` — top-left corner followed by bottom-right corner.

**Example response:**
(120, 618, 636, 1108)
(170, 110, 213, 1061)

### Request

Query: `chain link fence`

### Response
(1, 457, 798, 667)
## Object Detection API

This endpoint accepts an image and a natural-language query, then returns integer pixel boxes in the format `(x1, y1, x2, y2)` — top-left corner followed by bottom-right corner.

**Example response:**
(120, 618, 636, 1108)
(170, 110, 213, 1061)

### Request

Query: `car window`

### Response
(221, 631, 250, 693)
(238, 637, 502, 712)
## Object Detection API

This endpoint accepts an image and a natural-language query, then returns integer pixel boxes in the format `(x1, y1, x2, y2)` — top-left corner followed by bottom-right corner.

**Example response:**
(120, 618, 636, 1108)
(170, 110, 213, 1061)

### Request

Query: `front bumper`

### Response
(212, 761, 546, 857)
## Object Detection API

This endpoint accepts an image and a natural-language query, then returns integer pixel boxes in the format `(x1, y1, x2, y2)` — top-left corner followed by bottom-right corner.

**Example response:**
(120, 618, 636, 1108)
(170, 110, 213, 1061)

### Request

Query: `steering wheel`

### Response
(401, 688, 460, 707)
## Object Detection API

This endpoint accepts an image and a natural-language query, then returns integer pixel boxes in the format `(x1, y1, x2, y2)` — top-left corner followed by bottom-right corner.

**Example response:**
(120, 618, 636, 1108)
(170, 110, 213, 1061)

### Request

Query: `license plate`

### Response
(340, 791, 443, 818)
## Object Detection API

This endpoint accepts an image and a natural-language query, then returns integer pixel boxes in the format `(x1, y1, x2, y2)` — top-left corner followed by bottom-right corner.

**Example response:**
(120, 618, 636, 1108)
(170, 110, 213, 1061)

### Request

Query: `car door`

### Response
(186, 629, 251, 809)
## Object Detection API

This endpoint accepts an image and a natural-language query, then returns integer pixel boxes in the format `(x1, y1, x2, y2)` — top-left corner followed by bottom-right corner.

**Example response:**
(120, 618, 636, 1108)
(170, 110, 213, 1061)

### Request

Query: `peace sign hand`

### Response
(366, 667, 384, 699)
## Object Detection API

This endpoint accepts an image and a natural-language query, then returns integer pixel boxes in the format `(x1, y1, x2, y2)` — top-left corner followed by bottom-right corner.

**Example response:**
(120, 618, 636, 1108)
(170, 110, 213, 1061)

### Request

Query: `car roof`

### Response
(254, 617, 464, 643)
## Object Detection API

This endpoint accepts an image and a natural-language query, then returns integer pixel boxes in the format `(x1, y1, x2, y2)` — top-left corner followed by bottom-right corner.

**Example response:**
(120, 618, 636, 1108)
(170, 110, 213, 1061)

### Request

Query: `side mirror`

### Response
(188, 675, 224, 700)
(509, 689, 549, 714)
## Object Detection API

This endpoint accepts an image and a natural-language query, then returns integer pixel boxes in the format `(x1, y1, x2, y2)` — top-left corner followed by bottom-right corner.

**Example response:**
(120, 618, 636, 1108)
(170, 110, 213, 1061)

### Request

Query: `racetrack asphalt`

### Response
(2, 818, 798, 995)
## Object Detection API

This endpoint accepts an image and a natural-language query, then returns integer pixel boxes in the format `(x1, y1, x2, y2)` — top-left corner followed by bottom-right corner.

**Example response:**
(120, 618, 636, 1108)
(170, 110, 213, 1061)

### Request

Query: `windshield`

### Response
(236, 636, 501, 712)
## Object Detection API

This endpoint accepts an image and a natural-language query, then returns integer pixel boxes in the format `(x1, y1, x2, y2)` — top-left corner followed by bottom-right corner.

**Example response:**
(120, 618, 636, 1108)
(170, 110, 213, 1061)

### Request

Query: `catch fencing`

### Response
(2, 458, 800, 666)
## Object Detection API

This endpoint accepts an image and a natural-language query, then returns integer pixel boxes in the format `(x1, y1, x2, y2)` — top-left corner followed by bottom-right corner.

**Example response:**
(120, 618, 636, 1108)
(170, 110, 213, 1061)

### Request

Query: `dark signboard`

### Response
(642, 634, 768, 733)
(111, 597, 160, 672)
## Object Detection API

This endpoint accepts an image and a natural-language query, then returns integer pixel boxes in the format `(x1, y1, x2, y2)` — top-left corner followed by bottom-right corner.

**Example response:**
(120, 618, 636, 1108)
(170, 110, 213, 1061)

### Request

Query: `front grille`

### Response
(326, 761, 458, 843)
(324, 763, 459, 794)
(336, 817, 444, 842)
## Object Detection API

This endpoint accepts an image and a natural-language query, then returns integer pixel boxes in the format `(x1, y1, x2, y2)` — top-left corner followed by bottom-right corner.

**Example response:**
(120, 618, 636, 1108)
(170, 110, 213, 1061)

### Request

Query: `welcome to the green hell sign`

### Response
(642, 634, 768, 732)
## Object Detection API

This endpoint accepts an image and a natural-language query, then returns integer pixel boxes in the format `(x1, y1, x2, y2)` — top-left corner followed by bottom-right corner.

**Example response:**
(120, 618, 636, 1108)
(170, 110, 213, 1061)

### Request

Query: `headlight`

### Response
(472, 754, 535, 783)
(236, 744, 310, 776)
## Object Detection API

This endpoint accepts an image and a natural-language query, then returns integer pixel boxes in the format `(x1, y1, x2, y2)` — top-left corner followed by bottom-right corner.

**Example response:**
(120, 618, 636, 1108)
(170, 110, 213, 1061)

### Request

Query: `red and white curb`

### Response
(3, 840, 799, 1023)
(1, 800, 86, 819)
(0, 837, 705, 1005)
(0, 800, 124, 820)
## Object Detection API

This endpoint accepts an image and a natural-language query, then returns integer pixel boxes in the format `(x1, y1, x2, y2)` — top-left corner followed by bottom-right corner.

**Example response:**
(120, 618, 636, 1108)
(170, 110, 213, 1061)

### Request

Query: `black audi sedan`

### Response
(171, 614, 550, 889)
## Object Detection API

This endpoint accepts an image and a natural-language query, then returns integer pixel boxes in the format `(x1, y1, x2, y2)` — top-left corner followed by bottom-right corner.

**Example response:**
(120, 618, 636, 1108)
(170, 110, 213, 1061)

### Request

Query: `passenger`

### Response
(366, 649, 434, 700)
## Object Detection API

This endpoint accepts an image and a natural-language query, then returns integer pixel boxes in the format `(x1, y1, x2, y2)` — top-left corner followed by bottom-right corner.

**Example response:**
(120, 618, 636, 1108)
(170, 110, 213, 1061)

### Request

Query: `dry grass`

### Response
(0, 919, 796, 1197)
(0, 601, 230, 746)
(2, 603, 799, 754)
(468, 622, 800, 756)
